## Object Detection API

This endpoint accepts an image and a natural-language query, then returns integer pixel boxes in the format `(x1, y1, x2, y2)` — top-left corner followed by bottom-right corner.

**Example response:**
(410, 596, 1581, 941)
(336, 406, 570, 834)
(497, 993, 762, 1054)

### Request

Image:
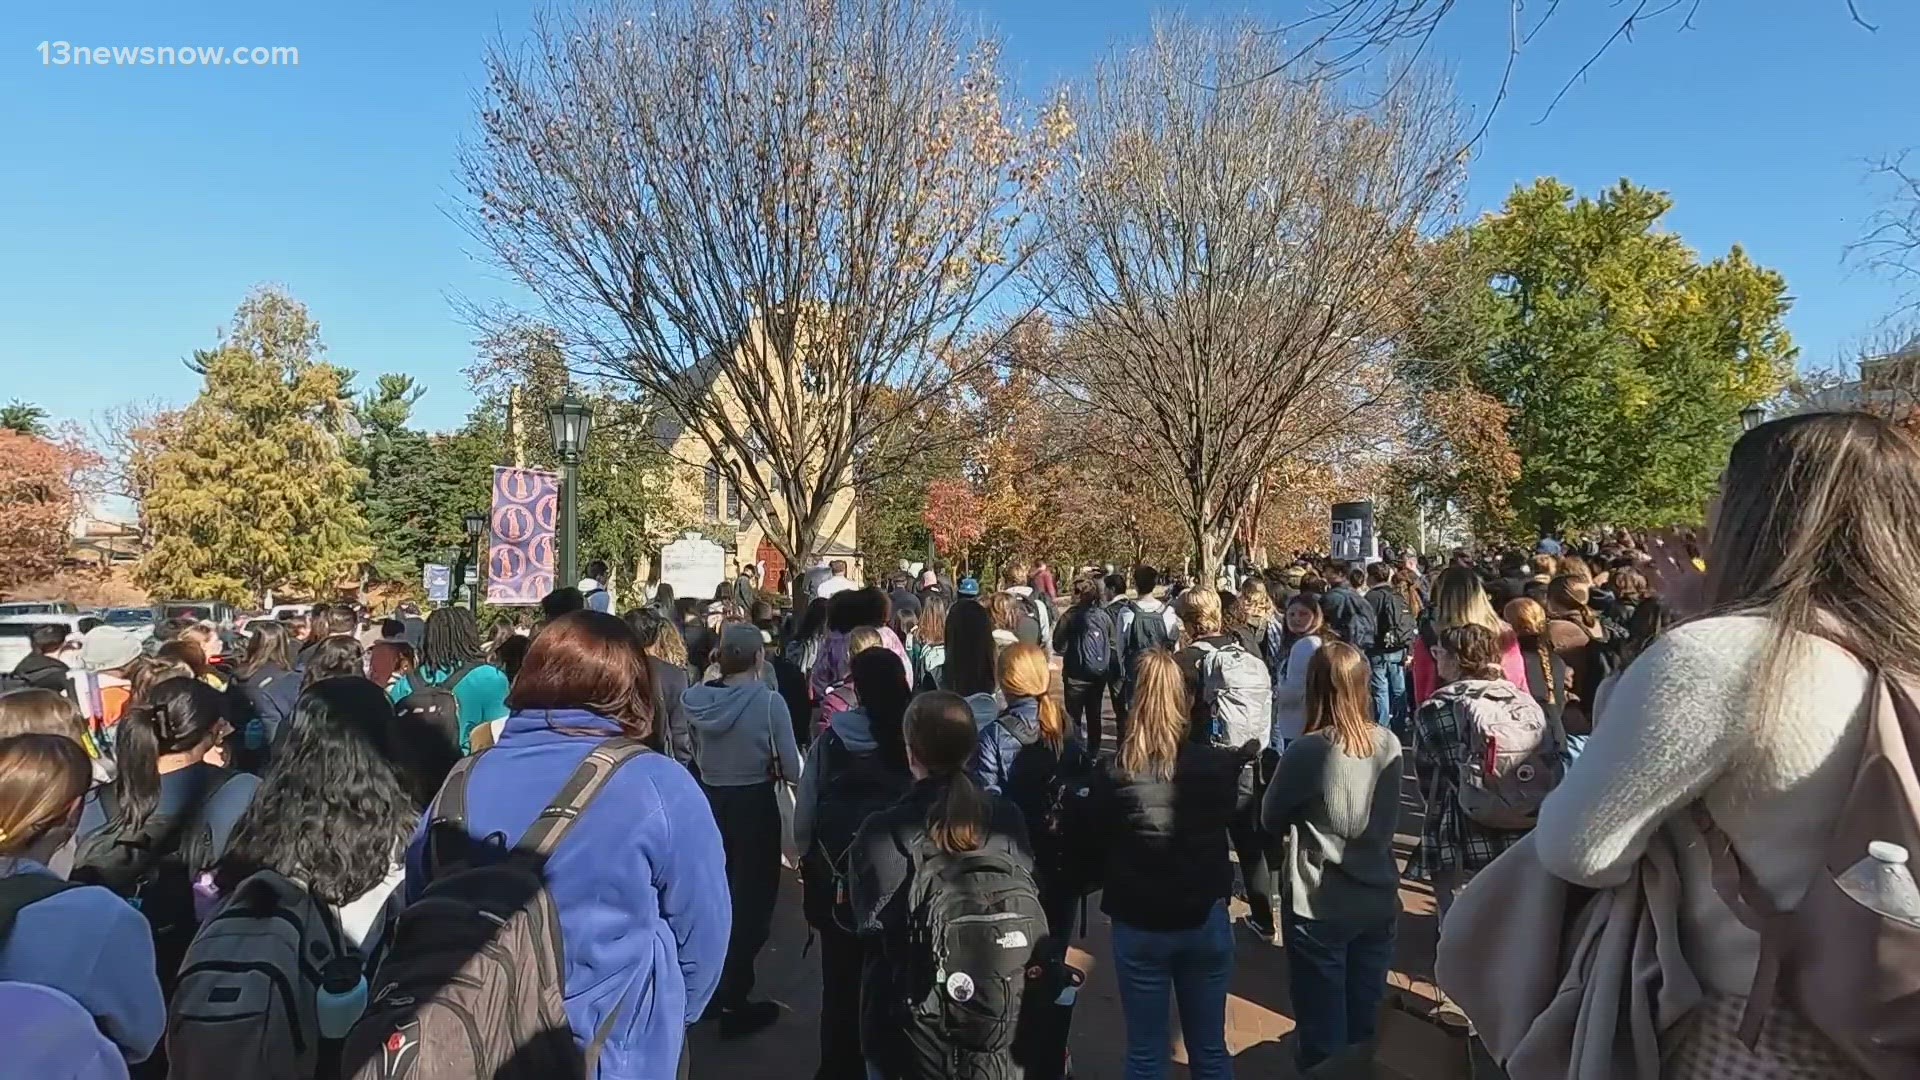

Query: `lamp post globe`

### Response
(1740, 404, 1766, 432)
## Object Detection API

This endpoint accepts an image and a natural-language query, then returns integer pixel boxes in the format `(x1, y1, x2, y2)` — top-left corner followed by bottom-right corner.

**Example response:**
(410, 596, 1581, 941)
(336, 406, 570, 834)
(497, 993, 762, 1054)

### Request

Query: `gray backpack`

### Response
(1450, 680, 1563, 831)
(342, 738, 647, 1080)
(167, 869, 359, 1080)
(1193, 640, 1274, 750)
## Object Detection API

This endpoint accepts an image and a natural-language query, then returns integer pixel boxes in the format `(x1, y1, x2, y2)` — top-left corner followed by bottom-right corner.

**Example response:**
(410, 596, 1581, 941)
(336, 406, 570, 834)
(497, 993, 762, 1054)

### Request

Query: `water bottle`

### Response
(1835, 841, 1920, 928)
(315, 956, 368, 1040)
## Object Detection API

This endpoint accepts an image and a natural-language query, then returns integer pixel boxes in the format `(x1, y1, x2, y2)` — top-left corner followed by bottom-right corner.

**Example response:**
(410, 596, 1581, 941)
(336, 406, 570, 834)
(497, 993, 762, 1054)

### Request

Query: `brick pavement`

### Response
(685, 782, 1476, 1079)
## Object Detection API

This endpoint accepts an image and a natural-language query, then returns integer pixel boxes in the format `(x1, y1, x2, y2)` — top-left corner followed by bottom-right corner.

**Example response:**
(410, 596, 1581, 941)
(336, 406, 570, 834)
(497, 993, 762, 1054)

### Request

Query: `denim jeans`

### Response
(1369, 651, 1408, 730)
(1280, 909, 1397, 1070)
(1111, 901, 1234, 1080)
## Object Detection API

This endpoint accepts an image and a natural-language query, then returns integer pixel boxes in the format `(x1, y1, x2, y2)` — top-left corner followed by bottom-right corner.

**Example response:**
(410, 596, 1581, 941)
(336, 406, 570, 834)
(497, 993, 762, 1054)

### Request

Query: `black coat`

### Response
(1092, 741, 1250, 931)
(11, 653, 70, 694)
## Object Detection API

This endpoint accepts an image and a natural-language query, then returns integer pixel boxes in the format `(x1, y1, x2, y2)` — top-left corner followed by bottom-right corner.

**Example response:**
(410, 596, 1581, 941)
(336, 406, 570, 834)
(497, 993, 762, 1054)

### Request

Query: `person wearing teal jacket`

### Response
(386, 608, 510, 752)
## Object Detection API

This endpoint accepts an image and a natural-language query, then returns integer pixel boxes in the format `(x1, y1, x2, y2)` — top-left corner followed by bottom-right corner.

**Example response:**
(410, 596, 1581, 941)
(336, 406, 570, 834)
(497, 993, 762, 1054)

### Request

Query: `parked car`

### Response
(0, 613, 100, 675)
(156, 601, 236, 627)
(0, 601, 80, 618)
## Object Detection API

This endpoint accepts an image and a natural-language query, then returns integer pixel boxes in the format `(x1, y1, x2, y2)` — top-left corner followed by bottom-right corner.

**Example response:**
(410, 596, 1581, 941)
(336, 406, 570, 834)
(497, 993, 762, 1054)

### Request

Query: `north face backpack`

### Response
(1029, 751, 1101, 898)
(167, 869, 361, 1080)
(902, 843, 1046, 1054)
(341, 738, 647, 1080)
(1451, 681, 1563, 831)
(1192, 640, 1273, 750)
(392, 663, 479, 753)
(800, 731, 912, 931)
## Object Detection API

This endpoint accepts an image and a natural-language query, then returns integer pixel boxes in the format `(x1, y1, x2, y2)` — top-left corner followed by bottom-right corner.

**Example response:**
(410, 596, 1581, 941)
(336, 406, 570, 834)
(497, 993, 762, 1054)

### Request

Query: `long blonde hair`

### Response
(0, 734, 88, 856)
(1119, 650, 1189, 781)
(998, 642, 1065, 753)
(1303, 642, 1377, 757)
(1707, 412, 1920, 699)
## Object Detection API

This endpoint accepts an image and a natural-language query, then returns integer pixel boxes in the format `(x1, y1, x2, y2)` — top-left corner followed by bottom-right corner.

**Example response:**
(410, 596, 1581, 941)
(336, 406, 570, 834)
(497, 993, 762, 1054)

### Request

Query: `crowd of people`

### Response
(0, 410, 1911, 1080)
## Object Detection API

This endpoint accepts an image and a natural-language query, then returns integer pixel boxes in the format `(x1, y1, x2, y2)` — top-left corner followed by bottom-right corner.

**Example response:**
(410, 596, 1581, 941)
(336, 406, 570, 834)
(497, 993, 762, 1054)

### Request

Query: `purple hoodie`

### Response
(403, 710, 730, 1079)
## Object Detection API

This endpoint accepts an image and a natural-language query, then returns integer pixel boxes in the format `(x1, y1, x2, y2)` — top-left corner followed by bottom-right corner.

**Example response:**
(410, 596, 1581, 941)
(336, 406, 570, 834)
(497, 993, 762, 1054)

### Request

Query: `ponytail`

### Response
(1035, 694, 1066, 755)
(904, 691, 991, 855)
(105, 677, 226, 838)
(929, 772, 987, 855)
(107, 704, 163, 836)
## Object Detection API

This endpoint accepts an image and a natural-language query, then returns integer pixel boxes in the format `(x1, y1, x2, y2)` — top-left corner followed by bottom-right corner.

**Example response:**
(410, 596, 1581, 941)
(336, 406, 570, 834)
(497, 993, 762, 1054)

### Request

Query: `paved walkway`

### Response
(686, 779, 1476, 1080)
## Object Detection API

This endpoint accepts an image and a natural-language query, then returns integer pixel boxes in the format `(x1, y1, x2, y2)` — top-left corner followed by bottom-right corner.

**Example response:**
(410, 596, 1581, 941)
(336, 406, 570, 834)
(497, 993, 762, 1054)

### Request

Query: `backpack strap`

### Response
(424, 752, 485, 876)
(439, 661, 482, 693)
(1692, 803, 1785, 1049)
(404, 669, 428, 697)
(514, 738, 650, 858)
(0, 874, 82, 946)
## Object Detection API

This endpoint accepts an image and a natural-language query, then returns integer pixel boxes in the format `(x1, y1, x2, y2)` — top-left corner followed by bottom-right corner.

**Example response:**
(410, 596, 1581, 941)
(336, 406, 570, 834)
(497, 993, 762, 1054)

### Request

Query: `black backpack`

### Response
(1119, 601, 1174, 679)
(1060, 606, 1113, 682)
(1372, 587, 1417, 653)
(801, 731, 912, 930)
(1018, 743, 1100, 898)
(394, 662, 480, 750)
(71, 769, 252, 992)
(901, 842, 1045, 1054)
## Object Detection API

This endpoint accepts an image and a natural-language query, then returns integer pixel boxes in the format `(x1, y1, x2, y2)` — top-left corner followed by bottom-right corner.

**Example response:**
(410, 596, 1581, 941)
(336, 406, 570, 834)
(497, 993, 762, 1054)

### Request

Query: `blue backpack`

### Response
(1060, 605, 1114, 681)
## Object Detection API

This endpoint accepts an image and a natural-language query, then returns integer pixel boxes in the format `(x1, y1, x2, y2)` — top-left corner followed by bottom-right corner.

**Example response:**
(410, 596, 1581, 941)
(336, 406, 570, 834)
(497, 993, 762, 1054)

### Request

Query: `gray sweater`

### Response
(1261, 727, 1404, 922)
(682, 674, 803, 788)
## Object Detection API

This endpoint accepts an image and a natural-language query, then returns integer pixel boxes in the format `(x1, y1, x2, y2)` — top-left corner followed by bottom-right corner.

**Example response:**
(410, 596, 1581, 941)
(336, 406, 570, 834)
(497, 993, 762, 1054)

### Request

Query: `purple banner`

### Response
(486, 466, 560, 605)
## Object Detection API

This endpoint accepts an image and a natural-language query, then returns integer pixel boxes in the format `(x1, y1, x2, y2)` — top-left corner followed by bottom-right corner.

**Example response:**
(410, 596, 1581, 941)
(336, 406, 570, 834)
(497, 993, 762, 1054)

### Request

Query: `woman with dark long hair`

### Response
(793, 646, 913, 1080)
(930, 597, 1001, 728)
(1093, 650, 1247, 1080)
(1262, 642, 1404, 1074)
(784, 597, 830, 678)
(398, 610, 729, 1076)
(1539, 413, 1918, 1078)
(300, 635, 364, 688)
(0, 734, 164, 1065)
(214, 677, 418, 951)
(385, 606, 509, 753)
(231, 619, 299, 763)
(850, 691, 1037, 1080)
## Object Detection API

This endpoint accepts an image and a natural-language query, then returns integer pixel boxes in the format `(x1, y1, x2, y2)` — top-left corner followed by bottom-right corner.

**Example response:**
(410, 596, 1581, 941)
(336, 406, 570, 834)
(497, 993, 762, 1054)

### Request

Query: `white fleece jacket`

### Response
(1534, 615, 1871, 997)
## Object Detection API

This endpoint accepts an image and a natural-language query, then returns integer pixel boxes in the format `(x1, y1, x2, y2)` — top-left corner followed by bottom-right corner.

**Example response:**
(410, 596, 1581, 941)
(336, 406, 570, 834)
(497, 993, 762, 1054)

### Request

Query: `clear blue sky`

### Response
(2, 0, 1912, 434)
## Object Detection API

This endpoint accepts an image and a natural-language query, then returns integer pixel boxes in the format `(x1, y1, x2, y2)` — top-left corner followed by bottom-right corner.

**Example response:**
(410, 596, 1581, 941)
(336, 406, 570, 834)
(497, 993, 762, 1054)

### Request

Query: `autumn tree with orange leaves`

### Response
(0, 429, 102, 593)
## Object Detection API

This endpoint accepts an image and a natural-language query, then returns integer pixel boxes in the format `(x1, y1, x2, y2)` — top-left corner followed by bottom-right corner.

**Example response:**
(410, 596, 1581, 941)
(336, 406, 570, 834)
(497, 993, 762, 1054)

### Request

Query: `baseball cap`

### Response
(956, 577, 980, 598)
(79, 626, 143, 673)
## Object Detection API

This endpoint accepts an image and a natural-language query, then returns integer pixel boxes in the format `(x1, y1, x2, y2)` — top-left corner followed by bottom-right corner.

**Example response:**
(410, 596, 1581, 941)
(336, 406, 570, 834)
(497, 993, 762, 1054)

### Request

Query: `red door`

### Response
(755, 538, 788, 593)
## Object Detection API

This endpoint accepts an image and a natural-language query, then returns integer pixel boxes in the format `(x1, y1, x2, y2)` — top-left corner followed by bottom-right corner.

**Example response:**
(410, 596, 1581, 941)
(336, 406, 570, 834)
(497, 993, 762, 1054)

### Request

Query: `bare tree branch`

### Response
(459, 0, 1065, 584)
(1028, 20, 1464, 580)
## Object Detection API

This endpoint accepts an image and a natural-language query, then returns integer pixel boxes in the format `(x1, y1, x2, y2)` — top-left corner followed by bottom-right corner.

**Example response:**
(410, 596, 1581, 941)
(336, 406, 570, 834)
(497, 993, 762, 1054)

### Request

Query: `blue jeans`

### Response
(1111, 901, 1234, 1080)
(1369, 651, 1408, 730)
(1281, 909, 1397, 1070)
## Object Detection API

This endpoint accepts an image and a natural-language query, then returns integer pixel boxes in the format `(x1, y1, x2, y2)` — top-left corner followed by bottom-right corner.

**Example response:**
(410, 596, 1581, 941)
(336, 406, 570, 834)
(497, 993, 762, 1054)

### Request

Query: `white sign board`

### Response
(660, 531, 726, 604)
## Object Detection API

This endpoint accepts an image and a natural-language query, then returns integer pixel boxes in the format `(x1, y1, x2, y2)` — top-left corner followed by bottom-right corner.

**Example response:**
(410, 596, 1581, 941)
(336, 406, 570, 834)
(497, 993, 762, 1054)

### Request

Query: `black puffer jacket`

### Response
(1092, 742, 1251, 931)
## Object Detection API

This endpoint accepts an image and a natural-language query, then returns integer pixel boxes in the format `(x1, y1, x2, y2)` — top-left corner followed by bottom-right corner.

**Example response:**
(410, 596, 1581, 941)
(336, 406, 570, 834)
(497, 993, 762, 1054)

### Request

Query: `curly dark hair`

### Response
(215, 676, 419, 905)
(420, 607, 484, 673)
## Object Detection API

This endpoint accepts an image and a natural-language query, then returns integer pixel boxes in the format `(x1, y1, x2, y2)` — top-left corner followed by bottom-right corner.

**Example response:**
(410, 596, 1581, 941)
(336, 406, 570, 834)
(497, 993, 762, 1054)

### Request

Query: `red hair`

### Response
(506, 611, 655, 738)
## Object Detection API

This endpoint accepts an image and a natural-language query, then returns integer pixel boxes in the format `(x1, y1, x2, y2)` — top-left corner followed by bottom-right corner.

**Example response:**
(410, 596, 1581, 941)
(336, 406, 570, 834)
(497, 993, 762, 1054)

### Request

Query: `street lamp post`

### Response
(463, 512, 487, 614)
(1740, 404, 1766, 432)
(547, 392, 593, 593)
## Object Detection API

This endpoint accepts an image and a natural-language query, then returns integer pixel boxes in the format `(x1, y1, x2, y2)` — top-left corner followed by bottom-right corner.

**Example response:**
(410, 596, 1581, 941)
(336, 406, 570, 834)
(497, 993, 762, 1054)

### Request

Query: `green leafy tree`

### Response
(0, 401, 49, 438)
(351, 374, 438, 583)
(136, 288, 373, 605)
(1414, 179, 1794, 534)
